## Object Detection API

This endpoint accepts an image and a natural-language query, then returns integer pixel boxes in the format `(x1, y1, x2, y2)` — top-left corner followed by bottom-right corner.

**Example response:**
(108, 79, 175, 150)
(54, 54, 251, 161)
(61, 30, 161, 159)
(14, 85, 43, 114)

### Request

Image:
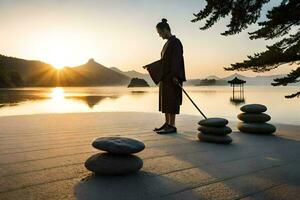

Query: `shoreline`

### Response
(0, 111, 299, 128)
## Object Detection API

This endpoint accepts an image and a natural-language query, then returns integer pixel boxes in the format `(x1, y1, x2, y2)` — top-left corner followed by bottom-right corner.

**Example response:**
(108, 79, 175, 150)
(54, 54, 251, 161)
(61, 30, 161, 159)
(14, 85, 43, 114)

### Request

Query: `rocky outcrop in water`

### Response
(127, 78, 149, 87)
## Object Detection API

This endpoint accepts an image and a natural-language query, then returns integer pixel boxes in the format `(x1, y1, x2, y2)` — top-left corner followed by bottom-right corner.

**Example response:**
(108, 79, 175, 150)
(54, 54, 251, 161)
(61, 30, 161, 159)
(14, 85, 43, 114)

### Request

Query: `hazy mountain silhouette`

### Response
(0, 54, 57, 87)
(60, 59, 130, 86)
(109, 67, 122, 73)
(222, 73, 290, 85)
(205, 75, 221, 80)
(1, 54, 296, 87)
(0, 55, 131, 87)
(185, 73, 295, 86)
(110, 67, 155, 86)
(222, 73, 248, 81)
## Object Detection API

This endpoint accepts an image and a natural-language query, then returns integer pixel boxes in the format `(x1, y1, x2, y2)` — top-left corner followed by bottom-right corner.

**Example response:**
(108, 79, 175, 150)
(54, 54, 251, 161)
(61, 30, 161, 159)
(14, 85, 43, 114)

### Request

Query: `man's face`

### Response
(157, 28, 168, 39)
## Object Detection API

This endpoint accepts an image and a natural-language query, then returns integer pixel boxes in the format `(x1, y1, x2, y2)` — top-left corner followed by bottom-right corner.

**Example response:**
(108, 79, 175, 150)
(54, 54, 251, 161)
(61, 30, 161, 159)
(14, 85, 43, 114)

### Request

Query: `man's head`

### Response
(156, 18, 171, 39)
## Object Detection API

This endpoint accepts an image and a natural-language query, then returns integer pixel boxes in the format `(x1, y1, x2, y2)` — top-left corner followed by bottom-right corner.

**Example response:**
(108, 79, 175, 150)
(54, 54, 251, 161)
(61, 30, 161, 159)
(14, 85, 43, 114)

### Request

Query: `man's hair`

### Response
(156, 18, 171, 31)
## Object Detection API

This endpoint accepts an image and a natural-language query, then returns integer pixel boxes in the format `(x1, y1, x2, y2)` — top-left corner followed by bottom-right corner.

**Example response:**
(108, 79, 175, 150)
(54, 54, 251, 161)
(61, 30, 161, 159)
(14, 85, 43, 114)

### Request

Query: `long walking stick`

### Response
(176, 81, 207, 119)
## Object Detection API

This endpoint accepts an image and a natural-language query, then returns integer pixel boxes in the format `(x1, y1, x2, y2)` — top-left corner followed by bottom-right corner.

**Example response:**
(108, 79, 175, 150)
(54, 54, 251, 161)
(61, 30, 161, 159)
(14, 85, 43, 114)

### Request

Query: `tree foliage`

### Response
(0, 66, 23, 88)
(192, 0, 300, 98)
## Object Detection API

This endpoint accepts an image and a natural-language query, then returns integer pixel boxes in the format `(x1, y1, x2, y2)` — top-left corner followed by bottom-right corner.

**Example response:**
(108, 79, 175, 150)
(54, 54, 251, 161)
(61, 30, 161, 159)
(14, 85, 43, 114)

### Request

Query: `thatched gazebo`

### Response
(228, 77, 246, 104)
(228, 77, 246, 92)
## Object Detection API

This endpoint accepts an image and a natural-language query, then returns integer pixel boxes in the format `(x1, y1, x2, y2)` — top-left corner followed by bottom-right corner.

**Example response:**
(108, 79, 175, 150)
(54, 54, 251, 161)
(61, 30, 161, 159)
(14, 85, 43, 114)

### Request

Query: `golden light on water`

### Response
(0, 86, 299, 125)
(50, 87, 65, 101)
(47, 87, 89, 113)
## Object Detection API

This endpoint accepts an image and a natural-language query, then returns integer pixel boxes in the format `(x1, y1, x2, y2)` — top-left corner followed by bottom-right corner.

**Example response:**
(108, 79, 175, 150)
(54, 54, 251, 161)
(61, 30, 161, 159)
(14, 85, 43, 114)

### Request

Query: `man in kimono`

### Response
(143, 18, 186, 134)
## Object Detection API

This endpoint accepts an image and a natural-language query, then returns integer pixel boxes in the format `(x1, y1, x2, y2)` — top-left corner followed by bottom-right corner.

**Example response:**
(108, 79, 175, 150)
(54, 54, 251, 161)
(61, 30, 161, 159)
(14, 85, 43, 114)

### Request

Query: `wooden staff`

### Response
(175, 80, 208, 119)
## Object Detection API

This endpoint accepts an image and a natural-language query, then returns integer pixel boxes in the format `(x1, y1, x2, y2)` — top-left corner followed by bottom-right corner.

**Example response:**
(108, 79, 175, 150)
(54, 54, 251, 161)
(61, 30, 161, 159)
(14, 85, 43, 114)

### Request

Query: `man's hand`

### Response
(142, 65, 148, 70)
(172, 77, 179, 85)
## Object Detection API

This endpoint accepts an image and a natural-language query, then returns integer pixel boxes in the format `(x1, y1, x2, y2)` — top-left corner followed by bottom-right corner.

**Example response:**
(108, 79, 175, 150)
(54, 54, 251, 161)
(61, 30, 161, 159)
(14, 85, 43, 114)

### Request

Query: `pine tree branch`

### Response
(192, 0, 300, 98)
(224, 43, 300, 72)
(191, 0, 270, 35)
(249, 0, 300, 40)
(285, 91, 300, 98)
(272, 67, 300, 86)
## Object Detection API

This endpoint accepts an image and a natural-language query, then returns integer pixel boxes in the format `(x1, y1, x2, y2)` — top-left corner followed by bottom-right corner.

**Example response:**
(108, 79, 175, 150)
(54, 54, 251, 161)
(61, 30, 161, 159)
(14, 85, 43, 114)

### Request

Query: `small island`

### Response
(127, 78, 150, 87)
(195, 78, 227, 86)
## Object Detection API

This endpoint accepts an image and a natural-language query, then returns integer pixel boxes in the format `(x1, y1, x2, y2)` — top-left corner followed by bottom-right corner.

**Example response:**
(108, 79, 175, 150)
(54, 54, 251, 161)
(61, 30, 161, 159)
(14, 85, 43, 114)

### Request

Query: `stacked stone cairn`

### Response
(85, 137, 145, 175)
(237, 104, 276, 135)
(197, 118, 233, 144)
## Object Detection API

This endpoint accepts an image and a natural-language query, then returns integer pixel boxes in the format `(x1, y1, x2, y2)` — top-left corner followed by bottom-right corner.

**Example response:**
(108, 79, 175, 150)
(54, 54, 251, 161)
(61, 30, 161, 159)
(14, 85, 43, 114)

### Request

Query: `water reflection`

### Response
(230, 97, 246, 106)
(0, 86, 299, 125)
(230, 89, 246, 106)
(0, 89, 47, 106)
(71, 96, 119, 108)
(131, 91, 147, 96)
(0, 87, 122, 111)
(50, 87, 65, 101)
(49, 87, 108, 109)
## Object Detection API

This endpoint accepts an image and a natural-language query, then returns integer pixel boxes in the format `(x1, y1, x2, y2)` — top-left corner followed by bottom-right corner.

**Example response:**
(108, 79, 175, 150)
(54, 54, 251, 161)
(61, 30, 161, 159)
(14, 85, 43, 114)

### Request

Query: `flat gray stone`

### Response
(85, 153, 143, 175)
(198, 118, 228, 127)
(197, 132, 232, 144)
(237, 122, 276, 134)
(238, 113, 271, 123)
(240, 104, 267, 113)
(92, 137, 145, 154)
(197, 126, 232, 136)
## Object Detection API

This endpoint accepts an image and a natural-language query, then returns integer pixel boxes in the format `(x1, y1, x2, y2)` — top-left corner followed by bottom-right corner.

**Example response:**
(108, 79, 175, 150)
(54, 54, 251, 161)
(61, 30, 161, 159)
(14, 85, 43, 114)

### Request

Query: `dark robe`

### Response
(145, 60, 162, 85)
(147, 35, 186, 114)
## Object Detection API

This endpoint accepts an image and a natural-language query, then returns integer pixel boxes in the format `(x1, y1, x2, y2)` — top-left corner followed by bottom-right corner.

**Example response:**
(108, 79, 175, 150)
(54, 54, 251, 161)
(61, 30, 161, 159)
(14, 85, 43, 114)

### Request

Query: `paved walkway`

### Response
(0, 112, 299, 200)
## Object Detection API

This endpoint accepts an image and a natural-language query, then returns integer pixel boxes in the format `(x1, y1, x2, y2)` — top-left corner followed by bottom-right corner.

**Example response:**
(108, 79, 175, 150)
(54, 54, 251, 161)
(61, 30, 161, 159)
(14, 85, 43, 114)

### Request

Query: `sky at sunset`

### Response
(0, 0, 296, 78)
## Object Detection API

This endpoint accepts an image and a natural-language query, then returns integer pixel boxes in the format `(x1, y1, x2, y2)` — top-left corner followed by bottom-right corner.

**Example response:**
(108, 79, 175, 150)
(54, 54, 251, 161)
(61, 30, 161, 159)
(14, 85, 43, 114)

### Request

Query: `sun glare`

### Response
(50, 87, 65, 101)
(53, 65, 64, 70)
(30, 28, 98, 69)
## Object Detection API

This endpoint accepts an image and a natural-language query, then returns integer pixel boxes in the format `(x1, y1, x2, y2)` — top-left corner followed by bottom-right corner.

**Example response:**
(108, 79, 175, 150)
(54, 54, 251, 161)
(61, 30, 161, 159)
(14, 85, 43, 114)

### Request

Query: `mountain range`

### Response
(1, 54, 295, 87)
(0, 55, 133, 87)
(185, 73, 296, 86)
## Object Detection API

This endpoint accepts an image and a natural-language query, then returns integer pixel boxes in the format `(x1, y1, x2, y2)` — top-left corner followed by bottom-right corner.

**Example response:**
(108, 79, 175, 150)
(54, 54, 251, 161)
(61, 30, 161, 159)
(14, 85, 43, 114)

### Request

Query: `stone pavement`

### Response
(0, 112, 299, 200)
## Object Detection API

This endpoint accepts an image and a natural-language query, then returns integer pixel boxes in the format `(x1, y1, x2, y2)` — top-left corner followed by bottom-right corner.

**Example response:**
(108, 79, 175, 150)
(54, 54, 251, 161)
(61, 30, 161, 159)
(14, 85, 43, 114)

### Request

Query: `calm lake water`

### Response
(0, 86, 299, 125)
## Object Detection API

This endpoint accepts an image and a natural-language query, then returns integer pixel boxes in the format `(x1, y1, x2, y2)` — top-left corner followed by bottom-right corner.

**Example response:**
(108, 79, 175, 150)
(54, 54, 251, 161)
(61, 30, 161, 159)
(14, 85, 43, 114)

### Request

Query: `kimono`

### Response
(147, 35, 186, 114)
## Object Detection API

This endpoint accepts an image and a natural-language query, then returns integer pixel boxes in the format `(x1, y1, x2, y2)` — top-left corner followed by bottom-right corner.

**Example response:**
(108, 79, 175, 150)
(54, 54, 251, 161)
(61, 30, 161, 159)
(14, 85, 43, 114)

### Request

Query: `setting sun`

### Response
(27, 28, 99, 69)
(53, 65, 64, 69)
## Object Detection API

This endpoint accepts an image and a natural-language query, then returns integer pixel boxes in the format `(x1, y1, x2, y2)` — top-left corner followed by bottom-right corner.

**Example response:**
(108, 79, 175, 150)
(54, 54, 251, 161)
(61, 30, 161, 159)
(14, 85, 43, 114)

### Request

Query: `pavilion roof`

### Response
(228, 77, 246, 84)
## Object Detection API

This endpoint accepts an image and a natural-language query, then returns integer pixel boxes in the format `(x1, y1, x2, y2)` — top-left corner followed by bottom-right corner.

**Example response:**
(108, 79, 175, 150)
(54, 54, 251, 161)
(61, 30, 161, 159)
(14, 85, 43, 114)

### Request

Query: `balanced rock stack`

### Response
(85, 137, 145, 175)
(237, 104, 276, 135)
(197, 118, 233, 144)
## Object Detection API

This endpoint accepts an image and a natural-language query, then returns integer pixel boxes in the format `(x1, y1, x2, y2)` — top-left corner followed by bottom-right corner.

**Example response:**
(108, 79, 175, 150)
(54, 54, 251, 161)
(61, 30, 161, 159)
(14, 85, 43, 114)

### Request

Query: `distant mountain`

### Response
(187, 73, 297, 86)
(110, 67, 155, 86)
(2, 54, 296, 87)
(61, 59, 131, 86)
(0, 54, 57, 87)
(110, 67, 123, 74)
(222, 73, 248, 81)
(222, 73, 287, 85)
(184, 79, 201, 86)
(205, 75, 221, 80)
(126, 70, 148, 79)
(196, 79, 227, 86)
(0, 55, 131, 87)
